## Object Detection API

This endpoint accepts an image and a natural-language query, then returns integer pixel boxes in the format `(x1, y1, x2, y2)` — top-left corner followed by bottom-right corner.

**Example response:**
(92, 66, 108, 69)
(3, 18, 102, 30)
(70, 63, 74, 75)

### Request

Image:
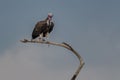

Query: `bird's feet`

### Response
(39, 37, 45, 42)
(42, 38, 45, 41)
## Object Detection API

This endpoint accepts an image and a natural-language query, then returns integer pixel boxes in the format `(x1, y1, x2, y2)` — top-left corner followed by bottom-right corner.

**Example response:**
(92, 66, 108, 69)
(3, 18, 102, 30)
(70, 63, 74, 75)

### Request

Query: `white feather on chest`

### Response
(47, 20, 52, 26)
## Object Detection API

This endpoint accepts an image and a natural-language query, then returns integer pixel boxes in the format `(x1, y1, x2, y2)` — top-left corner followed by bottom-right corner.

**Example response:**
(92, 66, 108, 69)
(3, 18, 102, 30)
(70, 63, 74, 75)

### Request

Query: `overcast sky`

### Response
(0, 0, 120, 80)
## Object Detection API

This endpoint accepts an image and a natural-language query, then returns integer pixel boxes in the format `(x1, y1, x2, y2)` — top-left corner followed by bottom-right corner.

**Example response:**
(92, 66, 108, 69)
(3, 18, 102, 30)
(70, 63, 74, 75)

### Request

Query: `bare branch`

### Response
(20, 39, 85, 80)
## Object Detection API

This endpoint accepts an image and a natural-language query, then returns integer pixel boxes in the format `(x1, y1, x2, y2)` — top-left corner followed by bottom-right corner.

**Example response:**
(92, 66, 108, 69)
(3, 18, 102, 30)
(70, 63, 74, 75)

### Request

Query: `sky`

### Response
(0, 0, 120, 80)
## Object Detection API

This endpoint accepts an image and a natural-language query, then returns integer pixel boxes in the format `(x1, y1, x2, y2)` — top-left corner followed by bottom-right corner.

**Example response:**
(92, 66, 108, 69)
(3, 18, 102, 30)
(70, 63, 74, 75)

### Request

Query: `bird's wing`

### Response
(49, 22, 54, 33)
(34, 21, 47, 33)
(32, 21, 47, 39)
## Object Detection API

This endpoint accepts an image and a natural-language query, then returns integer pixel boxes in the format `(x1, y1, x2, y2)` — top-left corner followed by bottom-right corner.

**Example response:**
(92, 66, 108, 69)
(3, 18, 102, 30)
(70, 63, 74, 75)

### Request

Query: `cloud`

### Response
(0, 44, 75, 80)
(0, 44, 120, 80)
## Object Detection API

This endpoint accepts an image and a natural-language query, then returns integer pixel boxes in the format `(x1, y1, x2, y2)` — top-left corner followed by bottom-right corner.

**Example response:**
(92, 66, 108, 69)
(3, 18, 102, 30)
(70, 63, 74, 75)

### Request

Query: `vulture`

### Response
(32, 13, 54, 41)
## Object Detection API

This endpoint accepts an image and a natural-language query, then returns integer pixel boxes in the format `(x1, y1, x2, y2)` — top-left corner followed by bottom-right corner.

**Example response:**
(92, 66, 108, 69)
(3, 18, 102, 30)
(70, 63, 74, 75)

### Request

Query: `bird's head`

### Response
(47, 13, 53, 20)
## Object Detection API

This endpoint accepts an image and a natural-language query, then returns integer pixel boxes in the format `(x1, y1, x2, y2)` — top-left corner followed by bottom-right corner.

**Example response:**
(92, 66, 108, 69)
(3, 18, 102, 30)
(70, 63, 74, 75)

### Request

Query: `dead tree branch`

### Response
(20, 39, 85, 80)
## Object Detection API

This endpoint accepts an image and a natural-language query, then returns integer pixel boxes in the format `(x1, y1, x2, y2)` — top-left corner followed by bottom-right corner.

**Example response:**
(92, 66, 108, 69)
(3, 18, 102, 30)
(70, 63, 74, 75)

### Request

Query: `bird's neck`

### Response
(47, 20, 52, 26)
(45, 17, 52, 26)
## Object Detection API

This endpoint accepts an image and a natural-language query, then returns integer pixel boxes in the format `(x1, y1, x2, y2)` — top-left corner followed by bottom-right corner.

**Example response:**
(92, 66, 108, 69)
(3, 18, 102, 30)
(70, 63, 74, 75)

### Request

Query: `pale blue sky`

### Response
(0, 0, 120, 80)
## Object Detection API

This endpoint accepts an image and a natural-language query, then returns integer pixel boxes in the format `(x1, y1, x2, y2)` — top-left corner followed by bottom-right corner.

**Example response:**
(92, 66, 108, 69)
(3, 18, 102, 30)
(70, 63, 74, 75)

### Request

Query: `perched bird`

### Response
(32, 13, 54, 41)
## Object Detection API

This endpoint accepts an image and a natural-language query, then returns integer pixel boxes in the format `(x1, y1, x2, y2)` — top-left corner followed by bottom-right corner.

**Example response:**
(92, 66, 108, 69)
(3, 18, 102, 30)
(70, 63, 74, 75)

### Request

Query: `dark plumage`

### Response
(32, 13, 54, 40)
